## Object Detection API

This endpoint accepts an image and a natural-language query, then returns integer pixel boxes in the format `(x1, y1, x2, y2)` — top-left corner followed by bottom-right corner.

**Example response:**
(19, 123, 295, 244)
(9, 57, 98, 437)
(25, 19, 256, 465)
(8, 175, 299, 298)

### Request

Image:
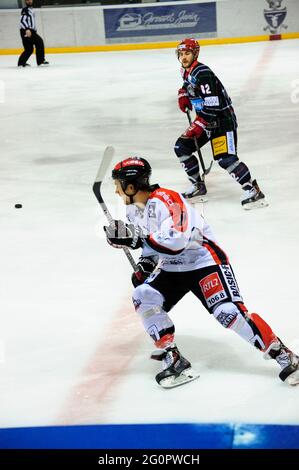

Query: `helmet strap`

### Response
(121, 182, 138, 203)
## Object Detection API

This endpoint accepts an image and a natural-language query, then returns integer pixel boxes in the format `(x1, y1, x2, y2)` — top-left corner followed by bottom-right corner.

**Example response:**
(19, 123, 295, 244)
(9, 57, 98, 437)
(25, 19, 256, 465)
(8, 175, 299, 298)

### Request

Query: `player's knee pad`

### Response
(174, 137, 194, 158)
(213, 302, 253, 337)
(132, 284, 174, 342)
(212, 302, 240, 328)
(132, 284, 164, 315)
(217, 154, 239, 170)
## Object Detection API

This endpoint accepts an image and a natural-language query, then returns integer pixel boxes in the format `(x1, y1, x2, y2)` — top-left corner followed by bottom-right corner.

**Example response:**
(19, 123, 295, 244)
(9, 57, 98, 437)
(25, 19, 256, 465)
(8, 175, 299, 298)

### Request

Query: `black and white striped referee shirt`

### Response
(20, 6, 37, 31)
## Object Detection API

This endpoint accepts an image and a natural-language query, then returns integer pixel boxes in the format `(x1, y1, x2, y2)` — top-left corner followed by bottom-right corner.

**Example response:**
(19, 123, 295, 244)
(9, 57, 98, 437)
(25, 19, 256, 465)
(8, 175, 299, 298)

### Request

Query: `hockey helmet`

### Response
(112, 157, 152, 192)
(176, 38, 200, 60)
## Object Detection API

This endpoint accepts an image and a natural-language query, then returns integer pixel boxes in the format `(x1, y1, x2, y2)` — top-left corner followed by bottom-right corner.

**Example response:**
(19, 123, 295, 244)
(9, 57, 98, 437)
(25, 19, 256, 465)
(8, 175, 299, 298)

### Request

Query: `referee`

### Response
(18, 0, 49, 67)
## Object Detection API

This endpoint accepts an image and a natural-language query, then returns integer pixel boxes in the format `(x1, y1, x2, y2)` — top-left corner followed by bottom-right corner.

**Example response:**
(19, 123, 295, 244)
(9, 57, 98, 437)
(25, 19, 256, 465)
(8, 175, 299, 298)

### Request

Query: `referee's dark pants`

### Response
(18, 29, 45, 66)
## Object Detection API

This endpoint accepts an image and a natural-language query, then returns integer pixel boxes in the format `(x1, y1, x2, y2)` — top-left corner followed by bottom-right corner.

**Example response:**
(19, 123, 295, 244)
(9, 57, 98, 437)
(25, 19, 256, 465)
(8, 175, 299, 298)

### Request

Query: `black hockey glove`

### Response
(103, 220, 143, 250)
(131, 256, 158, 287)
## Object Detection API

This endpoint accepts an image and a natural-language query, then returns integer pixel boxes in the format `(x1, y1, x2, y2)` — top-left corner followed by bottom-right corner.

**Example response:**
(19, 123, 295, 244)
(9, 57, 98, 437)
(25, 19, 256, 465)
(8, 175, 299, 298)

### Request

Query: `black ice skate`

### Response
(264, 339, 299, 385)
(182, 180, 208, 203)
(241, 180, 268, 210)
(38, 61, 50, 67)
(151, 345, 200, 389)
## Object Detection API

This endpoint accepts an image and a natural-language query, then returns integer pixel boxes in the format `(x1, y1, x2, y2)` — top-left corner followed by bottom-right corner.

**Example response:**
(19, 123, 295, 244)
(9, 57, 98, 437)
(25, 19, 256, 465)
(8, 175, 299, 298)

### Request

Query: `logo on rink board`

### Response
(104, 3, 216, 39)
(263, 0, 287, 34)
(199, 272, 228, 308)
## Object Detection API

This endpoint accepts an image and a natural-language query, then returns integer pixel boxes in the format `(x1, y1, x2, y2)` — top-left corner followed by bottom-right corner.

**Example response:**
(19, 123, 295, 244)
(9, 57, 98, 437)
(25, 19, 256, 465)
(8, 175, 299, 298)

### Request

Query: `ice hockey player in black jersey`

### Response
(18, 0, 49, 68)
(175, 38, 267, 209)
(103, 157, 298, 388)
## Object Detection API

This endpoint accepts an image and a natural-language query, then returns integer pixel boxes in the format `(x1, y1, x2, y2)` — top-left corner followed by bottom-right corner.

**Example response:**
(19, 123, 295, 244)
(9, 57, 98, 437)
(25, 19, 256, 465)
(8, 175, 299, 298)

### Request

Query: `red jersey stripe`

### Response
(149, 187, 188, 233)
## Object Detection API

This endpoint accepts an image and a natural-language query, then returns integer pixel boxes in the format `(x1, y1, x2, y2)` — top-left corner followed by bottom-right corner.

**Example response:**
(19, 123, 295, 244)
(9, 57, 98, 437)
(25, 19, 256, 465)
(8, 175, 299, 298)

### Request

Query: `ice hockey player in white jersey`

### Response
(103, 157, 299, 388)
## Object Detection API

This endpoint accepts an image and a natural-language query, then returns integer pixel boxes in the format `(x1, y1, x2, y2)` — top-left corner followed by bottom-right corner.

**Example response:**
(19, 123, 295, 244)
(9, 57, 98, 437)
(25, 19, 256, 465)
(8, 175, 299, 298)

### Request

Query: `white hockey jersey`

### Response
(126, 187, 228, 272)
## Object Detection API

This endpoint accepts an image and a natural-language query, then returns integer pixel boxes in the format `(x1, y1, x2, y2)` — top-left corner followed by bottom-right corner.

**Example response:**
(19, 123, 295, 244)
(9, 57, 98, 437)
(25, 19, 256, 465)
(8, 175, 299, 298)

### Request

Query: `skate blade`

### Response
(159, 368, 200, 389)
(243, 198, 269, 211)
(286, 370, 299, 386)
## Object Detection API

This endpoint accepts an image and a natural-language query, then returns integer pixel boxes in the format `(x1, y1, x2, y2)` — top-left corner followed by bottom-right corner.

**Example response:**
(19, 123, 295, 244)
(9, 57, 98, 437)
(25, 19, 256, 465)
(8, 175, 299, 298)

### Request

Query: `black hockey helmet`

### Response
(112, 157, 152, 192)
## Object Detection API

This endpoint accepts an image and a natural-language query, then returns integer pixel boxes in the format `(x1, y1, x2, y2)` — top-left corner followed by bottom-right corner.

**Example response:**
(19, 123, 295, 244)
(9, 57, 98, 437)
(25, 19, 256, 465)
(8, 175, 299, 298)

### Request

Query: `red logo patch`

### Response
(199, 272, 224, 299)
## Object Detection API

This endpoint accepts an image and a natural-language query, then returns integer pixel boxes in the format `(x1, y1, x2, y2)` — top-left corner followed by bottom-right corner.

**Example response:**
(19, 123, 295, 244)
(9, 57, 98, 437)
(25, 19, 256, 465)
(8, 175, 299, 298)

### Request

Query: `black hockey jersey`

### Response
(182, 61, 237, 132)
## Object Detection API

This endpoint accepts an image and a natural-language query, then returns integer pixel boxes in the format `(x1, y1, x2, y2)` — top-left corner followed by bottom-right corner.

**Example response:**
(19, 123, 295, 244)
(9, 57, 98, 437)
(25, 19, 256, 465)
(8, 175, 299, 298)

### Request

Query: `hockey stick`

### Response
(93, 146, 138, 272)
(186, 110, 213, 177)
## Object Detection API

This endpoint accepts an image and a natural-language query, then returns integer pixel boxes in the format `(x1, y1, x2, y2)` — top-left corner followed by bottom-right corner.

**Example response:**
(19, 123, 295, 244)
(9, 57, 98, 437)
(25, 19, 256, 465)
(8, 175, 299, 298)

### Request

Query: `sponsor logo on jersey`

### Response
(199, 272, 227, 307)
(191, 97, 204, 112)
(164, 258, 184, 265)
(204, 96, 219, 107)
(155, 190, 175, 207)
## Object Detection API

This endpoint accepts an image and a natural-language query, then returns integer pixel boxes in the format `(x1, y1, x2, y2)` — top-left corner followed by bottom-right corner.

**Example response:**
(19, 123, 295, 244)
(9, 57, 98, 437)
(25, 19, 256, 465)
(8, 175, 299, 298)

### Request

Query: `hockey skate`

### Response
(182, 180, 208, 203)
(241, 180, 268, 210)
(264, 339, 299, 386)
(151, 345, 200, 389)
(38, 61, 50, 67)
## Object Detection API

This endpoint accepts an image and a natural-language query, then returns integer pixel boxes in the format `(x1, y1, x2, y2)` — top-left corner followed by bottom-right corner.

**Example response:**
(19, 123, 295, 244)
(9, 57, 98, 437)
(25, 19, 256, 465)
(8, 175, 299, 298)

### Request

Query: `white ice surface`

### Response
(0, 40, 299, 428)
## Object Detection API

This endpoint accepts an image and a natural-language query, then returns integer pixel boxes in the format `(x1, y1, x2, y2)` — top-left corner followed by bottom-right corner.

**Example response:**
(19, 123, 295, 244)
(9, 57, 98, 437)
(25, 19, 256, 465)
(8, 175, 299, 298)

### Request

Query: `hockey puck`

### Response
(15, 204, 22, 209)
